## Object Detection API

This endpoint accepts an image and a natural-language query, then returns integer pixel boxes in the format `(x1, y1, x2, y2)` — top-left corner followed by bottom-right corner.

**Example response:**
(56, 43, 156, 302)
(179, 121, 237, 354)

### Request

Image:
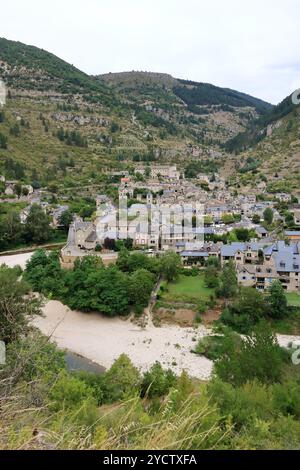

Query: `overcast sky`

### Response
(1, 0, 300, 104)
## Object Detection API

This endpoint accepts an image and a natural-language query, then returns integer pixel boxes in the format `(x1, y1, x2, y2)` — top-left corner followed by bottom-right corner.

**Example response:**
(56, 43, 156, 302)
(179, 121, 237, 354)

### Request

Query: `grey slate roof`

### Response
(221, 243, 247, 257)
(180, 251, 209, 258)
(274, 252, 300, 273)
(85, 230, 97, 243)
(256, 226, 268, 234)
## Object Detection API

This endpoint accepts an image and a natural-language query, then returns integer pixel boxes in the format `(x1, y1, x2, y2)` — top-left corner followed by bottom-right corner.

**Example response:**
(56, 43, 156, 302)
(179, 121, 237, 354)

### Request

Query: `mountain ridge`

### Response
(0, 36, 299, 192)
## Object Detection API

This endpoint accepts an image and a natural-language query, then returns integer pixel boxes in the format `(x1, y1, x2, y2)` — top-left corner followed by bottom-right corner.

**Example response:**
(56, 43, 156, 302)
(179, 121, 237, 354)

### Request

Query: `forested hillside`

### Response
(1, 36, 299, 197)
(173, 79, 272, 113)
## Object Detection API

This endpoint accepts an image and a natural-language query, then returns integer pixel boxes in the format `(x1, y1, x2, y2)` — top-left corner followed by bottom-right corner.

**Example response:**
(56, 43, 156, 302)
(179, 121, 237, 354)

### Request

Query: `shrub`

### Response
(49, 371, 96, 411)
(141, 362, 176, 398)
(101, 354, 141, 403)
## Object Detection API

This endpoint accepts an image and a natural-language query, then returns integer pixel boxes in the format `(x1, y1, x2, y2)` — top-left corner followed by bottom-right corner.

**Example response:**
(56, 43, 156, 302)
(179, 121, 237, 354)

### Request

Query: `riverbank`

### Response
(0, 251, 34, 269)
(2, 251, 300, 380)
(0, 242, 65, 257)
(33, 300, 213, 380)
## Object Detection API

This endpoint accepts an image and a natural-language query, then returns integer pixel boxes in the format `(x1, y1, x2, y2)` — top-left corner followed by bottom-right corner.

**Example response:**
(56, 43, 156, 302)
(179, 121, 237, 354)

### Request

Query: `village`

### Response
(2, 164, 300, 294)
(50, 165, 299, 295)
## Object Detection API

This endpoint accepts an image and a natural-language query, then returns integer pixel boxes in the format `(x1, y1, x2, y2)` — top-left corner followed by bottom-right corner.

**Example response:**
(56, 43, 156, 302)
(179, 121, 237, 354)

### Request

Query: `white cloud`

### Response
(1, 0, 300, 103)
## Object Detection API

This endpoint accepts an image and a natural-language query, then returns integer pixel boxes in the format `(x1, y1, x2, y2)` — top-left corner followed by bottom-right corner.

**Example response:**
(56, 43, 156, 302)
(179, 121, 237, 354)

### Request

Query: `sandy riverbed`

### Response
(2, 252, 300, 379)
(0, 251, 34, 269)
(0, 252, 212, 378)
(33, 300, 213, 379)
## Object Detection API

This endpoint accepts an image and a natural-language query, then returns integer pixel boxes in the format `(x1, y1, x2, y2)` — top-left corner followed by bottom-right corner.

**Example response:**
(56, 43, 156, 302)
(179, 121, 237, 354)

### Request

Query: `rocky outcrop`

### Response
(266, 120, 283, 137)
(51, 113, 109, 126)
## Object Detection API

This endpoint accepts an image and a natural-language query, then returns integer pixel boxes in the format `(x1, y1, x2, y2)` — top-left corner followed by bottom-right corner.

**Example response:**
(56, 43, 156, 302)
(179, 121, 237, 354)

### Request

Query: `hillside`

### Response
(98, 71, 272, 148)
(223, 92, 300, 194)
(0, 37, 277, 191)
(174, 79, 272, 113)
(0, 37, 114, 103)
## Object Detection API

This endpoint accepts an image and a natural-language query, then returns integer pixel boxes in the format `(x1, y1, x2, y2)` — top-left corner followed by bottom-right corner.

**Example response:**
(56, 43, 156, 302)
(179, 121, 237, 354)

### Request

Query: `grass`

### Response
(270, 310, 300, 335)
(286, 292, 300, 307)
(162, 274, 214, 303)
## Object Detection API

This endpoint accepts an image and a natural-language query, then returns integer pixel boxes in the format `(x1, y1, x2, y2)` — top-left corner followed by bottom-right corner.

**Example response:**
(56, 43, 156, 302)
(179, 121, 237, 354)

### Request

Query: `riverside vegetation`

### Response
(2, 264, 300, 450)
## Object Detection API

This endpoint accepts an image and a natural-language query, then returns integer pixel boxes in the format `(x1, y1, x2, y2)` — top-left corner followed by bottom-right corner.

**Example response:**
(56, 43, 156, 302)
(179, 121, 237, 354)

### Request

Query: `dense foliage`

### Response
(1, 265, 300, 450)
(0, 203, 55, 250)
(25, 250, 159, 316)
(0, 265, 41, 343)
(220, 280, 289, 333)
(174, 80, 272, 113)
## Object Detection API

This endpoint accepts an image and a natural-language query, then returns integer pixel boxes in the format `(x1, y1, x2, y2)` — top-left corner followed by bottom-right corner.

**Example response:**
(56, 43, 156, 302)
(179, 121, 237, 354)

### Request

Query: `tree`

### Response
(160, 251, 181, 282)
(285, 211, 294, 228)
(25, 248, 49, 272)
(0, 132, 8, 149)
(0, 211, 23, 248)
(81, 265, 130, 316)
(24, 204, 51, 243)
(267, 281, 288, 319)
(9, 124, 20, 137)
(25, 250, 65, 295)
(235, 228, 251, 242)
(49, 371, 96, 411)
(214, 321, 285, 386)
(102, 354, 141, 402)
(116, 248, 130, 272)
(22, 186, 29, 197)
(221, 287, 268, 333)
(222, 213, 235, 224)
(129, 268, 155, 313)
(252, 214, 261, 224)
(205, 256, 221, 269)
(6, 331, 65, 382)
(14, 182, 22, 198)
(59, 209, 73, 231)
(127, 252, 150, 272)
(263, 207, 274, 225)
(115, 238, 133, 252)
(217, 261, 238, 299)
(0, 266, 42, 344)
(204, 265, 219, 288)
(141, 362, 176, 398)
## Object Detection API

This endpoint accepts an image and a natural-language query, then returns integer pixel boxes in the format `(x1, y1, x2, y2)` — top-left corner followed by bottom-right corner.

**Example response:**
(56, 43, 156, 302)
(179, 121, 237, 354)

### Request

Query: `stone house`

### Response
(222, 241, 300, 292)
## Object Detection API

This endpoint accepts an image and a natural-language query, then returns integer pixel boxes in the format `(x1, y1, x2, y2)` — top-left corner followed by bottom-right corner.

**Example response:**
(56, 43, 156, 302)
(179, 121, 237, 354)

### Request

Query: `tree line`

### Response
(0, 204, 60, 251)
(25, 249, 182, 316)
